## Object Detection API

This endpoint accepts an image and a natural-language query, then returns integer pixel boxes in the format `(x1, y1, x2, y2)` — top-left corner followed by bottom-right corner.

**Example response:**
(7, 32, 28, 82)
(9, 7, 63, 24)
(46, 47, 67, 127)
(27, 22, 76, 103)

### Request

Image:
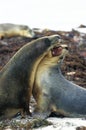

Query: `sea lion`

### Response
(33, 46, 86, 118)
(0, 23, 35, 39)
(0, 34, 63, 119)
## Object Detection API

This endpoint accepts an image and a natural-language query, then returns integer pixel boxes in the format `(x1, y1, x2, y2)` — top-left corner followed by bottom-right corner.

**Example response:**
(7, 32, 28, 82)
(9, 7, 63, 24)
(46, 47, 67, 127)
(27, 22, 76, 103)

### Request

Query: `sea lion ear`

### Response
(44, 38, 51, 47)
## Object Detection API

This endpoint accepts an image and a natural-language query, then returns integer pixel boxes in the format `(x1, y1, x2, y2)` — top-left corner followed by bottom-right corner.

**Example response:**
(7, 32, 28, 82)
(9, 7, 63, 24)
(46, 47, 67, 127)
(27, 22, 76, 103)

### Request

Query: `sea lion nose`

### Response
(58, 38, 63, 43)
(54, 35, 63, 44)
(65, 46, 68, 50)
(48, 35, 62, 44)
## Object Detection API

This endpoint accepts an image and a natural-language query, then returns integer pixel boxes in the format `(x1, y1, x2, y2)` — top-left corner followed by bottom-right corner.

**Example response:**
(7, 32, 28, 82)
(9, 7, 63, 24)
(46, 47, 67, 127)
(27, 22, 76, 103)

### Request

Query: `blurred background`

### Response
(0, 0, 86, 31)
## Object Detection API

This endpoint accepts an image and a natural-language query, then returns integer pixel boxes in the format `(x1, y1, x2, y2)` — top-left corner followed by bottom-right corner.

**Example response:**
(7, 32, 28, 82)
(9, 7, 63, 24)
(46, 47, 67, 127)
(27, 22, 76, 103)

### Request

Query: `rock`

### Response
(35, 118, 86, 130)
(78, 24, 86, 28)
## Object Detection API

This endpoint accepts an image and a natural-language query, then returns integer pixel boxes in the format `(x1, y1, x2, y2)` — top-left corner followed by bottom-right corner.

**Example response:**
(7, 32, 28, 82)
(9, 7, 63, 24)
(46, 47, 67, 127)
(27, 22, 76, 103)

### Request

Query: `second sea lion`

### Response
(33, 45, 86, 118)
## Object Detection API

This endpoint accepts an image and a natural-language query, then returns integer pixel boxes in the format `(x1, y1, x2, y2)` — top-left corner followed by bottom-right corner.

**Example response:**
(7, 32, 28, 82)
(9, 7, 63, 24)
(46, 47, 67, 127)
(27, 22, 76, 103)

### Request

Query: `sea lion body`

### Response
(0, 35, 62, 119)
(0, 23, 35, 39)
(50, 67, 86, 117)
(33, 54, 86, 117)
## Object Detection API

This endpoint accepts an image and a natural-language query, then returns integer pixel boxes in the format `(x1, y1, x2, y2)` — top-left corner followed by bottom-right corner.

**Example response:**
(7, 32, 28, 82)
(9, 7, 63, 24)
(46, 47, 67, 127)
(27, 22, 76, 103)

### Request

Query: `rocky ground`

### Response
(0, 28, 86, 130)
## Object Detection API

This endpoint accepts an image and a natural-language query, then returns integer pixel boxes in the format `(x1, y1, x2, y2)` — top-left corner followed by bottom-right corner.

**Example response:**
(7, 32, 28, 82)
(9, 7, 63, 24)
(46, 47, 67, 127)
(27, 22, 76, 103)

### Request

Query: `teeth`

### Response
(51, 43, 68, 50)
(55, 44, 68, 48)
(61, 44, 68, 48)
(52, 51, 55, 55)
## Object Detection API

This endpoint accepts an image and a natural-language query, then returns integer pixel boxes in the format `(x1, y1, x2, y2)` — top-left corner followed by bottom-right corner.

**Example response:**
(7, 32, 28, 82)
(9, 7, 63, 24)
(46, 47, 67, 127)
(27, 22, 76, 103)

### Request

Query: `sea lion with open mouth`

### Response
(0, 35, 63, 119)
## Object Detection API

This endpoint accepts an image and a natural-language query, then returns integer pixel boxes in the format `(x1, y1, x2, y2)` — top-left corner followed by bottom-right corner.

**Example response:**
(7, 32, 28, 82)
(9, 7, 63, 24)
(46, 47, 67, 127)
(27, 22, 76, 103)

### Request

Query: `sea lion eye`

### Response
(44, 38, 51, 46)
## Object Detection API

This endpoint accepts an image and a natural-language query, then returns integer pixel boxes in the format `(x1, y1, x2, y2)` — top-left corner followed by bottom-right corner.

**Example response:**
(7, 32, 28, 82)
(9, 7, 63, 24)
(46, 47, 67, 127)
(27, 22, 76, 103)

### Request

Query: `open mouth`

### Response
(51, 46, 63, 57)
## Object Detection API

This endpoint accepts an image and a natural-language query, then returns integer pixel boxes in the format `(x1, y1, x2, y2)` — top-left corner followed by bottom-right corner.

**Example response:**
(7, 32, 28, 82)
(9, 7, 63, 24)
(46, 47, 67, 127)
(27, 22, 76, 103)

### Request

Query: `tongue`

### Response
(52, 46, 62, 56)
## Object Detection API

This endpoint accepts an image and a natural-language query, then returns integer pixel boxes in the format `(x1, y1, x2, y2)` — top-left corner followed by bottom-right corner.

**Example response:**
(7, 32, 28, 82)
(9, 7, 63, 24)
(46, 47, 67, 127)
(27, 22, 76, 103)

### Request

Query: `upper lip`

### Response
(52, 44, 68, 49)
(52, 46, 62, 50)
